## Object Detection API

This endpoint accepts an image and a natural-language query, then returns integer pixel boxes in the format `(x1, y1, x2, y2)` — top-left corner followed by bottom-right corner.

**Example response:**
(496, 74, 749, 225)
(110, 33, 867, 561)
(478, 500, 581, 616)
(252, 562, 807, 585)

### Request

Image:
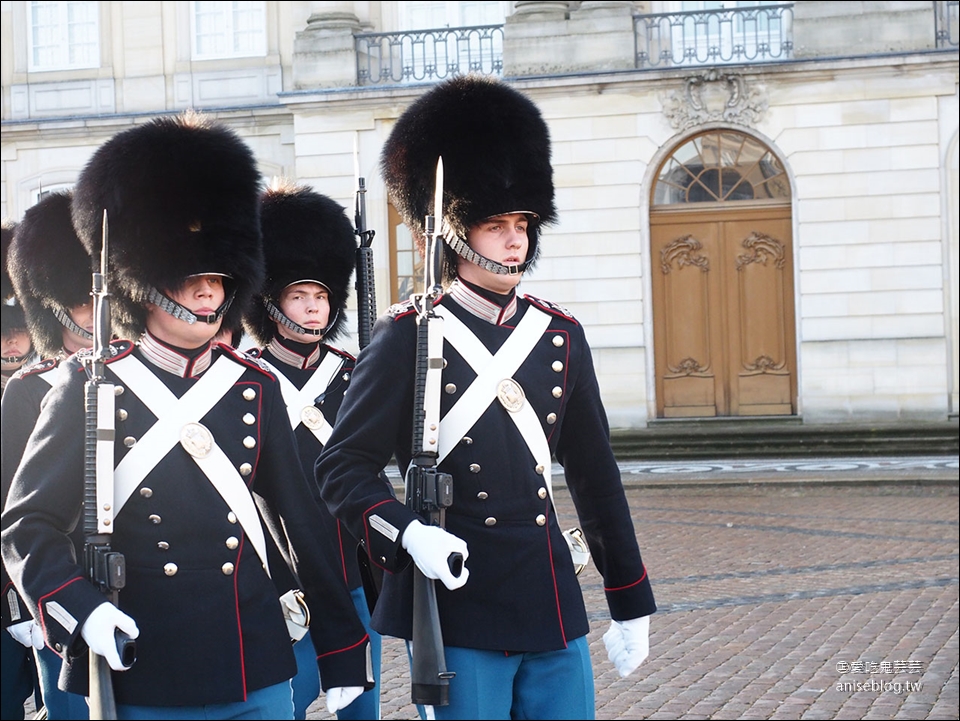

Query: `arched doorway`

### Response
(650, 129, 796, 418)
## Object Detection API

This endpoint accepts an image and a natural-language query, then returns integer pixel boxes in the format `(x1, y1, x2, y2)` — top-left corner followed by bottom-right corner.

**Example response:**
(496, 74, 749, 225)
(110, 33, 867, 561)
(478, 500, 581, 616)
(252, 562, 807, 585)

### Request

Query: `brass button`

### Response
(477, 491, 489, 500)
(552, 361, 563, 373)
(55, 643, 63, 652)
(242, 413, 255, 425)
(221, 562, 235, 576)
(225, 536, 239, 550)
(538, 487, 547, 499)
(114, 386, 125, 396)
(157, 541, 169, 550)
(469, 463, 481, 473)
(140, 487, 153, 498)
(536, 514, 546, 526)
(535, 464, 545, 474)
(553, 335, 564, 347)
(342, 372, 351, 382)
(239, 463, 252, 476)
(227, 512, 237, 524)
(552, 386, 563, 398)
(123, 436, 137, 448)
(462, 437, 473, 445)
(445, 383, 457, 394)
(148, 514, 161, 524)
(116, 409, 128, 421)
(163, 563, 178, 576)
(546, 413, 557, 424)
(243, 436, 256, 449)
(484, 517, 497, 527)
(243, 388, 256, 401)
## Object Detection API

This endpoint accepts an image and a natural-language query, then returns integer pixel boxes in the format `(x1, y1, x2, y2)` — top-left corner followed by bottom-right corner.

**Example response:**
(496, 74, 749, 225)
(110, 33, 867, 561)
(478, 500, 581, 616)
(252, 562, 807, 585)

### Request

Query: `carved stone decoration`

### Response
(735, 232, 785, 271)
(662, 69, 768, 131)
(661, 235, 710, 274)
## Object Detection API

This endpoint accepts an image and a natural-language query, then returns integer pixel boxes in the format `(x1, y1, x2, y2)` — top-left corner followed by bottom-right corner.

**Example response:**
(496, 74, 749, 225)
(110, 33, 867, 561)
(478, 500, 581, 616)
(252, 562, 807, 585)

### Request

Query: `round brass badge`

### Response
(180, 422, 214, 459)
(301, 405, 325, 430)
(496, 378, 525, 413)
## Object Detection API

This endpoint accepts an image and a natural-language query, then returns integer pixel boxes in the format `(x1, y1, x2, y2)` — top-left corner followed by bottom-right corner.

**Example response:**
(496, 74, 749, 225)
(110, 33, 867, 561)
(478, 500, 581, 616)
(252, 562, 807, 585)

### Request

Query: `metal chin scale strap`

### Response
(146, 286, 236, 325)
(263, 298, 339, 339)
(53, 306, 94, 341)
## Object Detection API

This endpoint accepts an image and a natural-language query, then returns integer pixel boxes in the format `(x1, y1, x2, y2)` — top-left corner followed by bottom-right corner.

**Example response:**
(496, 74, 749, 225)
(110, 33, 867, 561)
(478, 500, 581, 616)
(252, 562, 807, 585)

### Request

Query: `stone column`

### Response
(792, 1, 935, 58)
(292, 1, 361, 88)
(567, 0, 638, 72)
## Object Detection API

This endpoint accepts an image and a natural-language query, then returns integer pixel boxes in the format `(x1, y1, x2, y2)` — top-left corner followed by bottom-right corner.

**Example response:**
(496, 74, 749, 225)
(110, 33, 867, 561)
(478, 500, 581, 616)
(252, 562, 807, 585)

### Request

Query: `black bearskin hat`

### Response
(245, 180, 356, 346)
(2, 220, 28, 337)
(380, 75, 556, 284)
(8, 192, 93, 357)
(71, 111, 264, 340)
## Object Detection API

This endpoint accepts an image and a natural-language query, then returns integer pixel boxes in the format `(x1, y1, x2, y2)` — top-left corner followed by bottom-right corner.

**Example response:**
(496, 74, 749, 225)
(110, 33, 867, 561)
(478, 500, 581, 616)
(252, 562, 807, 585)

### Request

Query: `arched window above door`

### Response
(653, 130, 790, 206)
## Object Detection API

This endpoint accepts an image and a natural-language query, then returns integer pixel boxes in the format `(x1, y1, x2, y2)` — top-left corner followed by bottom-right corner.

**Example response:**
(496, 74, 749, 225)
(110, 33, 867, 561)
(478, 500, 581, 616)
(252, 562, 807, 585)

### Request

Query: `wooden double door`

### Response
(651, 206, 797, 418)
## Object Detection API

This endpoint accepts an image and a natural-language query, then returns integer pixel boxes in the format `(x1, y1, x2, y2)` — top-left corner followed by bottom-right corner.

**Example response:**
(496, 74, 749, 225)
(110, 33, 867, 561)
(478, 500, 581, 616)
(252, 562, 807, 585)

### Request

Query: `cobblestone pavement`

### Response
(304, 456, 958, 720)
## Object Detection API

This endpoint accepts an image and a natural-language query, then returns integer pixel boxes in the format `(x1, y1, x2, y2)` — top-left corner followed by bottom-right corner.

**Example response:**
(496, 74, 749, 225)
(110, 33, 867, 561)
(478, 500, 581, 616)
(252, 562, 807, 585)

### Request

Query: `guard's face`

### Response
(146, 274, 225, 349)
(459, 213, 529, 294)
(62, 300, 95, 354)
(1, 328, 31, 367)
(276, 281, 330, 343)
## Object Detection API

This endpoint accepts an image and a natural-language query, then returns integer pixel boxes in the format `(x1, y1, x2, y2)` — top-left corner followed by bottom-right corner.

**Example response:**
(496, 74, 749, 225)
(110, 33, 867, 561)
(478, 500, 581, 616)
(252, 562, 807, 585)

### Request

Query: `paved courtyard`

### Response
(306, 457, 958, 719)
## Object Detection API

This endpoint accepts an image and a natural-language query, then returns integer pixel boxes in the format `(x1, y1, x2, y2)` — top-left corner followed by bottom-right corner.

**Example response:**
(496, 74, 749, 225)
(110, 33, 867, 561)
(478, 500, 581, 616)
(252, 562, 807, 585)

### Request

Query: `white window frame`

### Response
(27, 1, 100, 73)
(190, 1, 267, 61)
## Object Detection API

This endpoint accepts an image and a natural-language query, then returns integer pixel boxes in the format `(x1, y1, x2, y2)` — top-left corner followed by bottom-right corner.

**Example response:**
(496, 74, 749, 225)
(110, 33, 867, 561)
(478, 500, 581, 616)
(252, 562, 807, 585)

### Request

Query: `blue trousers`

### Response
(115, 680, 292, 719)
(291, 585, 382, 719)
(35, 645, 89, 719)
(1, 629, 40, 720)
(412, 636, 595, 720)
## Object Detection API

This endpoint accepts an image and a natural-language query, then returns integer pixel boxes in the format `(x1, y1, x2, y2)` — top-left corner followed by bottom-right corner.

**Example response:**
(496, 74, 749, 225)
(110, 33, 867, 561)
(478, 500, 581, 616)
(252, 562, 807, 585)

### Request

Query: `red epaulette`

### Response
(325, 345, 356, 363)
(216, 344, 276, 379)
(524, 295, 579, 324)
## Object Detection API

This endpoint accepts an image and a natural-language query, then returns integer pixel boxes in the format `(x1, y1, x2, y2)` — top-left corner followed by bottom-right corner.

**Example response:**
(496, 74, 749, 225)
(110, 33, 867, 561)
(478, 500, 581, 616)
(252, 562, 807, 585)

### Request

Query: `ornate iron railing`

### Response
(356, 24, 503, 86)
(935, 0, 959, 47)
(634, 4, 794, 69)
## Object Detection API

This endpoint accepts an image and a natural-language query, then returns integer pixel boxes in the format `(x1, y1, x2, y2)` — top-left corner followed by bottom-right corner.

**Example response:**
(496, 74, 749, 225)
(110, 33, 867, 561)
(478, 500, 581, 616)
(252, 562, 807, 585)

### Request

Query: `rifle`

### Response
(354, 173, 377, 351)
(82, 211, 136, 719)
(405, 157, 462, 707)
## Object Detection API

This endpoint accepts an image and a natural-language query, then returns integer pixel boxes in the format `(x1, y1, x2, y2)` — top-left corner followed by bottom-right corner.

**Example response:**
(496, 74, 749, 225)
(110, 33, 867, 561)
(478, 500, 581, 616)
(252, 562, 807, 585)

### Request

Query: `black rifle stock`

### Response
(83, 211, 135, 719)
(405, 166, 461, 706)
(354, 176, 377, 351)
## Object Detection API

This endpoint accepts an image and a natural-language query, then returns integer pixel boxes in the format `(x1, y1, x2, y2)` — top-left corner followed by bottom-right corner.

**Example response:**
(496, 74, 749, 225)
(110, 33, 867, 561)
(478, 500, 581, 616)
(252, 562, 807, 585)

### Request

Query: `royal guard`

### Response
(1, 112, 371, 718)
(316, 75, 656, 720)
(1, 221, 37, 393)
(244, 179, 382, 720)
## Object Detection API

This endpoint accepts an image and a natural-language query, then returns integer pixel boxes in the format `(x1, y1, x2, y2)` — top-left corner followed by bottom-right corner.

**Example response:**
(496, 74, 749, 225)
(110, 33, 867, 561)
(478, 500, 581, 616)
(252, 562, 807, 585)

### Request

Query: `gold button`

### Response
(535, 464, 545, 474)
(225, 536, 239, 550)
(124, 436, 137, 448)
(546, 413, 557, 424)
(227, 512, 237, 524)
(552, 335, 564, 347)
(462, 437, 473, 445)
(552, 361, 563, 373)
(221, 563, 235, 576)
(140, 487, 153, 498)
(469, 463, 481, 473)
(536, 514, 546, 526)
(243, 436, 256, 449)
(552, 386, 563, 398)
(342, 372, 351, 382)
(538, 487, 547, 499)
(239, 463, 252, 476)
(484, 517, 497, 527)
(477, 491, 488, 500)
(114, 386, 125, 396)
(157, 541, 169, 550)
(243, 388, 256, 401)
(163, 563, 178, 576)
(116, 409, 128, 421)
(242, 413, 255, 425)
(445, 383, 457, 394)
(148, 514, 161, 524)
(55, 643, 63, 652)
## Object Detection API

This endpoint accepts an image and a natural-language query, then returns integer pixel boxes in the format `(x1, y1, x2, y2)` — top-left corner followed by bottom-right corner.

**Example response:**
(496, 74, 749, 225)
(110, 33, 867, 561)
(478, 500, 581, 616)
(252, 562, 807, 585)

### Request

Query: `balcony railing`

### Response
(936, 0, 959, 47)
(356, 24, 504, 86)
(634, 4, 794, 69)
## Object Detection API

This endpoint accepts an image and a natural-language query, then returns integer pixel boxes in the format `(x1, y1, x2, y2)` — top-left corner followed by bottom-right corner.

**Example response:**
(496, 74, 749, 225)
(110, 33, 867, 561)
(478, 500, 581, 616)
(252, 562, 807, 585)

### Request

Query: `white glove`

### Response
(603, 615, 650, 677)
(279, 589, 310, 642)
(7, 619, 44, 650)
(401, 520, 469, 591)
(80, 602, 140, 672)
(325, 686, 364, 714)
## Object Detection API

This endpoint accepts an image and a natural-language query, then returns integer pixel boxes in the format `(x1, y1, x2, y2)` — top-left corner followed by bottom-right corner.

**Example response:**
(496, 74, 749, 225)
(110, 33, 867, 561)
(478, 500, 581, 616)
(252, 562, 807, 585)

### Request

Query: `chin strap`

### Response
(147, 286, 236, 325)
(445, 232, 530, 276)
(263, 299, 339, 339)
(52, 306, 94, 342)
(1, 352, 32, 365)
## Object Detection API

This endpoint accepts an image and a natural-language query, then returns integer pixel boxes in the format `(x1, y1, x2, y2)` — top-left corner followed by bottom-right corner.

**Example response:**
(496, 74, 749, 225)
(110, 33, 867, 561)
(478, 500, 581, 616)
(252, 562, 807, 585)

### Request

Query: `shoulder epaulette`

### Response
(74, 339, 136, 365)
(216, 344, 276, 379)
(524, 295, 579, 324)
(244, 347, 264, 359)
(14, 357, 59, 379)
(325, 345, 356, 363)
(385, 298, 417, 320)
